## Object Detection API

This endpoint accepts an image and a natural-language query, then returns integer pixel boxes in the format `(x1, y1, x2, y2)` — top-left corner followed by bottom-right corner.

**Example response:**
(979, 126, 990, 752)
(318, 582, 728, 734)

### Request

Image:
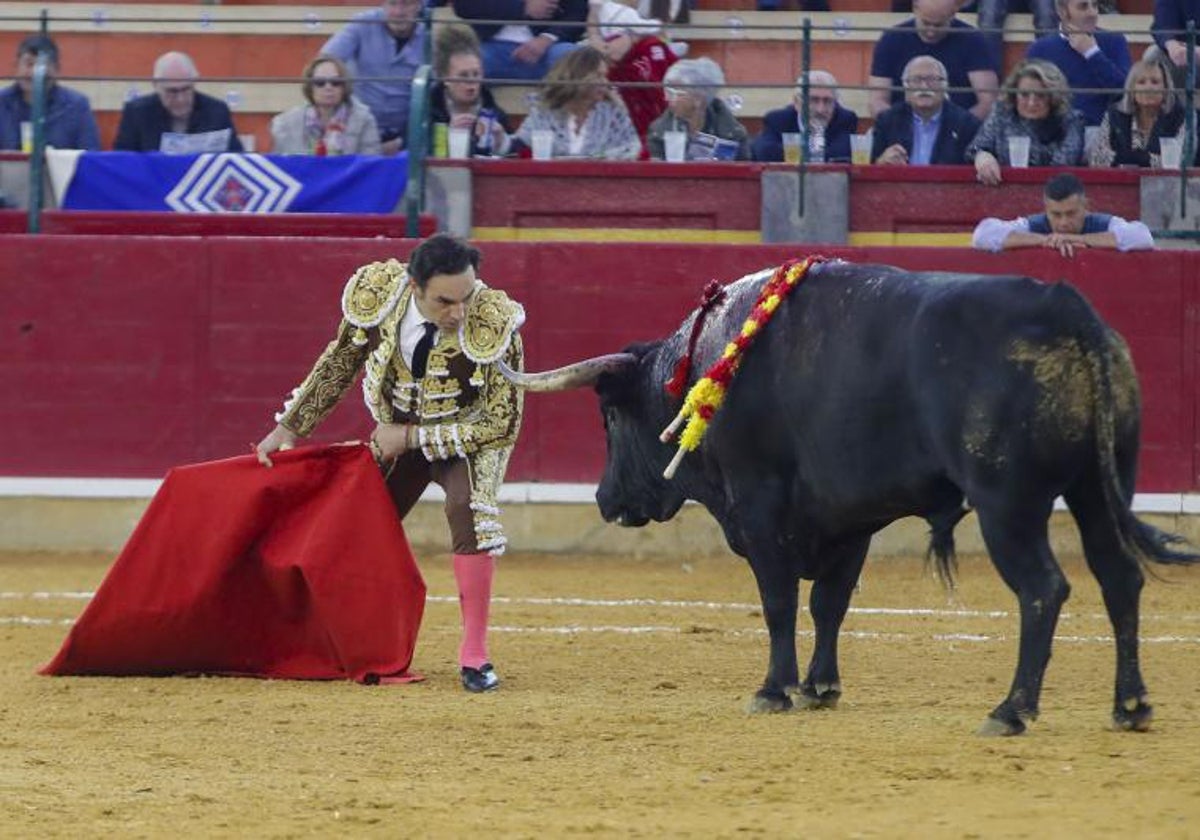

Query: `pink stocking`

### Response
(453, 552, 494, 669)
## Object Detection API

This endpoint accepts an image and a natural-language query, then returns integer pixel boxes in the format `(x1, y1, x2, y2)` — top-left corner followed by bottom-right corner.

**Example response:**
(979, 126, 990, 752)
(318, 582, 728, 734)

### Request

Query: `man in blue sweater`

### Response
(1026, 0, 1130, 126)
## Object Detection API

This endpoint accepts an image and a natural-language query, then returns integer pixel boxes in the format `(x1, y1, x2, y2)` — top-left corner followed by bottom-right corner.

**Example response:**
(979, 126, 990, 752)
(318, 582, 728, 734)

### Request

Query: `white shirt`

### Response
(399, 295, 437, 371)
(971, 215, 1155, 253)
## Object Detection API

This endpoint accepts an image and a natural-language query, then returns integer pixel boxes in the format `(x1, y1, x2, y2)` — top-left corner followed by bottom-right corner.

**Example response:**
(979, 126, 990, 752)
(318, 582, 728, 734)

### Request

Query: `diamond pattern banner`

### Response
(54, 151, 408, 214)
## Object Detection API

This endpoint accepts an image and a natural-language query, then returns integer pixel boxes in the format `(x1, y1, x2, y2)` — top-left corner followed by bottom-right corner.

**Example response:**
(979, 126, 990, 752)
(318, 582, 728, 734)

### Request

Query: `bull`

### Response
(501, 259, 1199, 735)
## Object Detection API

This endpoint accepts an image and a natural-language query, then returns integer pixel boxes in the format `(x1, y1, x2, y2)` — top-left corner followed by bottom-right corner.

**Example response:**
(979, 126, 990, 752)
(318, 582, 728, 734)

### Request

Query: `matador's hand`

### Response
(254, 424, 298, 467)
(371, 423, 416, 462)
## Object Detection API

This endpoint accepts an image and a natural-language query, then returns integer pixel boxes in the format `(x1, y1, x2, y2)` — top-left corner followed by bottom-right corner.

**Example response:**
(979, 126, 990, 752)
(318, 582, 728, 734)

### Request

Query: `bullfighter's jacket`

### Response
(275, 258, 525, 554)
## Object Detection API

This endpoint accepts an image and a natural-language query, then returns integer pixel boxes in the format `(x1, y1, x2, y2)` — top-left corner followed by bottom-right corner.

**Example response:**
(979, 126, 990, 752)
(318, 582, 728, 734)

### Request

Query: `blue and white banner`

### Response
(46, 151, 408, 213)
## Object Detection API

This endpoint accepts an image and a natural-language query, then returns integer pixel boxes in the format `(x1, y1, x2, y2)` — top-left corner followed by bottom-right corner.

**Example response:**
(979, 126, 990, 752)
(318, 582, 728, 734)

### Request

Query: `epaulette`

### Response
(341, 259, 407, 346)
(461, 284, 526, 364)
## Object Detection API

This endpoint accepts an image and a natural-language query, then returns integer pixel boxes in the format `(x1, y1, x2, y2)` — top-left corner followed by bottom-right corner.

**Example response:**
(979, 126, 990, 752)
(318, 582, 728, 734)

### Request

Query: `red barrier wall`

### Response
(2, 237, 1196, 491)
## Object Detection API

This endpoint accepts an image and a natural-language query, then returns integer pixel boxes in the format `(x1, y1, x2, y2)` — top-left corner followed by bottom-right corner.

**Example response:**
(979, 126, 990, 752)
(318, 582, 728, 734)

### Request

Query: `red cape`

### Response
(41, 444, 425, 683)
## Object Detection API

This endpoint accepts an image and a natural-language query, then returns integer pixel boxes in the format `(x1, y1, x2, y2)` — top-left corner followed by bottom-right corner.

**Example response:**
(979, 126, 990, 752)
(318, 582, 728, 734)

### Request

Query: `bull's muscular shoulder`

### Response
(341, 259, 407, 329)
(463, 282, 526, 364)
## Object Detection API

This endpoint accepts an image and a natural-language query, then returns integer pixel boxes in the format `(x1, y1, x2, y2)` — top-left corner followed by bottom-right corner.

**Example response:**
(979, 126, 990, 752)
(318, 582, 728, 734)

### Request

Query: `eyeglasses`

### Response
(905, 75, 946, 86)
(159, 84, 194, 96)
(312, 79, 345, 88)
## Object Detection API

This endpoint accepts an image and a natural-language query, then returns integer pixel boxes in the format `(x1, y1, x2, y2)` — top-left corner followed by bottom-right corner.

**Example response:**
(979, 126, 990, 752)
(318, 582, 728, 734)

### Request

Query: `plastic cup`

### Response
(1160, 136, 1182, 169)
(448, 127, 471, 159)
(20, 122, 32, 154)
(664, 129, 687, 162)
(1007, 135, 1031, 168)
(531, 129, 554, 161)
(781, 132, 802, 165)
(850, 133, 871, 165)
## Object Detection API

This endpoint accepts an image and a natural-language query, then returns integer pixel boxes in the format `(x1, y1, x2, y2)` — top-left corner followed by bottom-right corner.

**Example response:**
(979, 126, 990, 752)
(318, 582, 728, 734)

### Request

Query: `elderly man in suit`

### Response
(751, 70, 858, 162)
(871, 55, 981, 165)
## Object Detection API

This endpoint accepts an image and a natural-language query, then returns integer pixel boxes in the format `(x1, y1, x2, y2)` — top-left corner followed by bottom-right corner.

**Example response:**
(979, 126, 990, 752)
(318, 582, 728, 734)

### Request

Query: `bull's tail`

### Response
(1064, 283, 1200, 570)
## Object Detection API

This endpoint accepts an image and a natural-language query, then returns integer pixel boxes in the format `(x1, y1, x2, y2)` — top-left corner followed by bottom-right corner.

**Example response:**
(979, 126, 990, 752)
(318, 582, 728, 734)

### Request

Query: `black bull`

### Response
(501, 261, 1199, 735)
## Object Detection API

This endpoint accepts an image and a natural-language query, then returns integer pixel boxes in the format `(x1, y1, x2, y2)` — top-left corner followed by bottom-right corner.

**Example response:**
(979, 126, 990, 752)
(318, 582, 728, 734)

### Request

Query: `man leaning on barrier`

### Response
(972, 171, 1153, 256)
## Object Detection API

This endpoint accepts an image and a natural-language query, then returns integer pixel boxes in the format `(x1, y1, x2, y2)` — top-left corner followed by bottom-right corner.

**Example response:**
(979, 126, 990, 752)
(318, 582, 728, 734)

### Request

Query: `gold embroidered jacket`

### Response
(274, 259, 525, 552)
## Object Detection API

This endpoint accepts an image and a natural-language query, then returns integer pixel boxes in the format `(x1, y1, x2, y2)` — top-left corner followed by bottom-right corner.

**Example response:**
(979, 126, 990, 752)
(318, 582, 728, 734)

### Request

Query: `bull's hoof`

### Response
(1112, 697, 1153, 732)
(746, 690, 794, 714)
(791, 681, 841, 710)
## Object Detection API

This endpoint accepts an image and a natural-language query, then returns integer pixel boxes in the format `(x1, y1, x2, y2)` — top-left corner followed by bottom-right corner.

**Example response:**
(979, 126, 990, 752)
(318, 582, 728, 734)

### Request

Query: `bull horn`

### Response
(497, 353, 637, 392)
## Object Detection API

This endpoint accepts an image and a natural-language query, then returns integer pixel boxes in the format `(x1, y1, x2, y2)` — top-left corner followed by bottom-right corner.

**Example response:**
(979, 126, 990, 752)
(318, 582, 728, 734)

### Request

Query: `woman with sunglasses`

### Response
(966, 58, 1084, 186)
(271, 55, 381, 155)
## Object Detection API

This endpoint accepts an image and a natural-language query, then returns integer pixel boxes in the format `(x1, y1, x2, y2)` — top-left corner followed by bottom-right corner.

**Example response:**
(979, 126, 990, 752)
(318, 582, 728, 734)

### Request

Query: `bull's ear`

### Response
(496, 354, 637, 392)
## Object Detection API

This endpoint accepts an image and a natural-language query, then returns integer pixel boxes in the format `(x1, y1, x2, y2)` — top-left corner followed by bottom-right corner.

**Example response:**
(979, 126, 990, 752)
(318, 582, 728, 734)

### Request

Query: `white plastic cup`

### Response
(1007, 135, 1031, 168)
(664, 129, 687, 162)
(850, 132, 871, 165)
(238, 133, 257, 153)
(1160, 136, 1183, 169)
(1083, 126, 1101, 156)
(531, 129, 554, 161)
(448, 127, 471, 159)
(20, 121, 32, 153)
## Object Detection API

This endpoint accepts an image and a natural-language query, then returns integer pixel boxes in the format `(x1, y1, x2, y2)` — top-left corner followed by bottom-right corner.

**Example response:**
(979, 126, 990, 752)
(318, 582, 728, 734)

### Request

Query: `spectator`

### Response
(271, 56, 381, 155)
(514, 45, 641, 159)
(0, 35, 99, 151)
(1149, 0, 1200, 91)
(1090, 58, 1193, 168)
(647, 57, 750, 160)
(975, 0, 1057, 72)
(869, 0, 999, 121)
(973, 171, 1153, 254)
(430, 24, 514, 157)
(871, 56, 982, 165)
(453, 0, 587, 82)
(1026, 0, 1130, 127)
(967, 58, 1084, 185)
(114, 52, 243, 153)
(587, 0, 678, 155)
(751, 70, 858, 163)
(321, 0, 426, 154)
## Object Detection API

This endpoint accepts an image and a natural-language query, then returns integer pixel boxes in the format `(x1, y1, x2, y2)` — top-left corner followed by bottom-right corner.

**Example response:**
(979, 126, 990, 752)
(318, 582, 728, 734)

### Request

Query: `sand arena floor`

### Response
(2, 549, 1199, 838)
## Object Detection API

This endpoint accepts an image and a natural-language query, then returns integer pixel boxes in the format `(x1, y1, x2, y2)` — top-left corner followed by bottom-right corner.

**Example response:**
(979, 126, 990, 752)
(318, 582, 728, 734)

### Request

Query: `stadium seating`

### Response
(0, 3, 1157, 150)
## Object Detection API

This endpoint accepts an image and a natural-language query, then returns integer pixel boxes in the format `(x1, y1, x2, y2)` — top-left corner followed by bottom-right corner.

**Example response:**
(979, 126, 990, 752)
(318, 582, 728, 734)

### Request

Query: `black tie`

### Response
(412, 321, 436, 378)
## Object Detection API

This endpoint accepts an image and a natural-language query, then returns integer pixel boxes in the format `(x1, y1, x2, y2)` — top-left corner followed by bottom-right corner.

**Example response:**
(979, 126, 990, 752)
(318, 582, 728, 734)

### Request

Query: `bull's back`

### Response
(741, 263, 1130, 507)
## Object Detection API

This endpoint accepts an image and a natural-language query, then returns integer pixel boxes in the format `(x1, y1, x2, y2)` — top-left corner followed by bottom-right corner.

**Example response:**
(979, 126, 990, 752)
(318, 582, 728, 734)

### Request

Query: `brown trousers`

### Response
(384, 451, 479, 554)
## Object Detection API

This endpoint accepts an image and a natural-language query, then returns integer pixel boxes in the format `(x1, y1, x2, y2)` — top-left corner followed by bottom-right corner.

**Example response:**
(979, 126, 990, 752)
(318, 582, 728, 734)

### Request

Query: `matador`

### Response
(255, 234, 524, 693)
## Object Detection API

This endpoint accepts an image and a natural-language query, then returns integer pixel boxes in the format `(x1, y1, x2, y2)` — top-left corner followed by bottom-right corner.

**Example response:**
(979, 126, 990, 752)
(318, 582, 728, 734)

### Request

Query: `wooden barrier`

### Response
(1, 236, 1195, 490)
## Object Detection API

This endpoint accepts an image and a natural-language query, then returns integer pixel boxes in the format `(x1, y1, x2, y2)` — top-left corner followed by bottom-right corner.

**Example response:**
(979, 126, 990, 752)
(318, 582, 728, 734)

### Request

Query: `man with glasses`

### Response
(871, 55, 981, 164)
(322, 0, 428, 155)
(114, 51, 243, 153)
(0, 34, 100, 151)
(750, 70, 858, 162)
(869, 0, 998, 121)
(1026, 0, 1130, 126)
